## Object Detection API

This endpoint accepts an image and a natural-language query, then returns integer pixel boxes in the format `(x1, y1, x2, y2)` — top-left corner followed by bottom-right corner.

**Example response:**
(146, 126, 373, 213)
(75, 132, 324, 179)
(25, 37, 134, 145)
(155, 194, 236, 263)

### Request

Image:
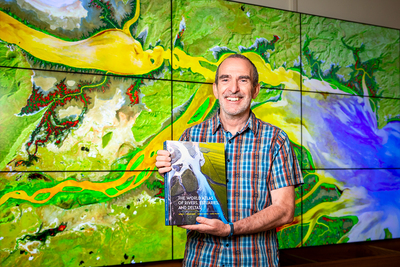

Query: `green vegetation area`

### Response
(173, 226, 187, 259)
(302, 15, 399, 93)
(136, 0, 171, 51)
(0, 197, 172, 266)
(102, 132, 113, 148)
(0, 44, 44, 169)
(252, 89, 283, 108)
(132, 79, 172, 143)
(277, 224, 306, 249)
(188, 97, 210, 124)
(384, 228, 393, 239)
(303, 215, 359, 246)
(173, 0, 300, 69)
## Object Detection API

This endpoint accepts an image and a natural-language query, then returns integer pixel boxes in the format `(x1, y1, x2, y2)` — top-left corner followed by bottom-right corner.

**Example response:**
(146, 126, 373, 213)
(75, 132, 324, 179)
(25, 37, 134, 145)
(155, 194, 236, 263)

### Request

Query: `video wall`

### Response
(0, 0, 399, 265)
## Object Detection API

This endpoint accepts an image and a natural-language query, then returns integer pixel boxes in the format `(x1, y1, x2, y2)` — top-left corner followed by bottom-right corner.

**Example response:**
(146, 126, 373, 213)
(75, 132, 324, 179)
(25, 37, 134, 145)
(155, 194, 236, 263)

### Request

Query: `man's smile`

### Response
(226, 97, 241, 102)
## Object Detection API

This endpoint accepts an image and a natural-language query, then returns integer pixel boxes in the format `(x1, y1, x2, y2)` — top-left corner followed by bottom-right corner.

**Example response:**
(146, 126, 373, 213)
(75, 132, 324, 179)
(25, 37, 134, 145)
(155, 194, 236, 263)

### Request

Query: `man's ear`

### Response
(252, 83, 260, 99)
(213, 83, 219, 99)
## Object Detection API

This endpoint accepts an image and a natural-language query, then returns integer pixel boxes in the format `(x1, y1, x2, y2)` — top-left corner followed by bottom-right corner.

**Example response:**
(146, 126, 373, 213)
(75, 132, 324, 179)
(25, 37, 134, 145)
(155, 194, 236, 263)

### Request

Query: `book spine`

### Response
(163, 141, 170, 225)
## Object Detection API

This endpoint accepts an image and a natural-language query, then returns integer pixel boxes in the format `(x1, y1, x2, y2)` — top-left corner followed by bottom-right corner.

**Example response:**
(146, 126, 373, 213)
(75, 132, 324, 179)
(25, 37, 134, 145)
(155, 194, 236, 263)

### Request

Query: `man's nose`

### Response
(229, 80, 240, 93)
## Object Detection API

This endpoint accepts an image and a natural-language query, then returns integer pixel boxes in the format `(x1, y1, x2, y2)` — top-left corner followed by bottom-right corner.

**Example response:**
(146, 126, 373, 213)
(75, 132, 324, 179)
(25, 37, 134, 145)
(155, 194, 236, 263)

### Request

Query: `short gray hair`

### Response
(214, 54, 259, 89)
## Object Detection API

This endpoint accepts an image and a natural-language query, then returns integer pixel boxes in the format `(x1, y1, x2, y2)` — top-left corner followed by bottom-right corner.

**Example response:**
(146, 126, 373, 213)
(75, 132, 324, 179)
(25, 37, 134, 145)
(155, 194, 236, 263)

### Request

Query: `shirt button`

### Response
(227, 159, 230, 162)
(228, 140, 231, 144)
(226, 243, 229, 247)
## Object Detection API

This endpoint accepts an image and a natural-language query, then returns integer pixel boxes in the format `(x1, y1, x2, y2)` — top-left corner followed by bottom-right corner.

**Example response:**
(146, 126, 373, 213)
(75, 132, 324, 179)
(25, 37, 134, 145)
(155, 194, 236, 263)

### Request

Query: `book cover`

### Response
(164, 141, 228, 225)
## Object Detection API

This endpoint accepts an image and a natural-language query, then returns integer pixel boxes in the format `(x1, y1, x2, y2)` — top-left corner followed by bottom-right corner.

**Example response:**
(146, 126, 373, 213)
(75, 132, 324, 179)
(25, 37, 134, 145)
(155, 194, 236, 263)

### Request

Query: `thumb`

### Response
(196, 216, 206, 223)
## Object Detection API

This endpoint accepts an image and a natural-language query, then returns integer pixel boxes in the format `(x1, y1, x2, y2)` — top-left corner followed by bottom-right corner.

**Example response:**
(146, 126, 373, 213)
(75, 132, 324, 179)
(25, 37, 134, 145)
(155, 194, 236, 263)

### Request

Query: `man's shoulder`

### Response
(180, 116, 215, 141)
(253, 114, 285, 136)
(185, 117, 213, 132)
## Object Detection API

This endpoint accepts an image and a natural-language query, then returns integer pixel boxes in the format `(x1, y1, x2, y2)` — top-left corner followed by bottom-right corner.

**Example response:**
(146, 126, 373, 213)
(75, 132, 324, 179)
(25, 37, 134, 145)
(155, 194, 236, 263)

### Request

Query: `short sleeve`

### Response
(269, 130, 303, 190)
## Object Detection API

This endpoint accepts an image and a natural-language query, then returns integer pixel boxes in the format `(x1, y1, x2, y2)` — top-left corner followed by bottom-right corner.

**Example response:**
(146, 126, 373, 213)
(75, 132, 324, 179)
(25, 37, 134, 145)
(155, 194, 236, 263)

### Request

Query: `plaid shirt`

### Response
(180, 110, 303, 267)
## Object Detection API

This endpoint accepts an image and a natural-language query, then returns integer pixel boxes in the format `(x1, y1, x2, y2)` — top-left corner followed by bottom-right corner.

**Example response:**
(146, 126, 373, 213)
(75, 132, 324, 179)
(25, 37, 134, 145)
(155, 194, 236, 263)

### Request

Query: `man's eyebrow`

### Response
(218, 74, 230, 80)
(238, 75, 251, 80)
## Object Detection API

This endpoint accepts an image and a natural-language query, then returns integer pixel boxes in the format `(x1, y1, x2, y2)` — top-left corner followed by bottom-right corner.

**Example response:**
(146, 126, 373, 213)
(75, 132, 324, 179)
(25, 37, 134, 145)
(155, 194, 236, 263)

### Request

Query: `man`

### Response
(156, 54, 303, 266)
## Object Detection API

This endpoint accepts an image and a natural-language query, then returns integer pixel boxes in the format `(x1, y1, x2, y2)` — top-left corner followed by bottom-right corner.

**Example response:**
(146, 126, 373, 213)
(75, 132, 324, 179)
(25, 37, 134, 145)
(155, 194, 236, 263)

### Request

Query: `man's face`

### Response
(213, 57, 260, 119)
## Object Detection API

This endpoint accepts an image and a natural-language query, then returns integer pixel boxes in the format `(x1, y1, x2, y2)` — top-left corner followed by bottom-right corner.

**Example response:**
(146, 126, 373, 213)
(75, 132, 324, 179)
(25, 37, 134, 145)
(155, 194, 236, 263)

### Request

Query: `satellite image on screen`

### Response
(0, 0, 399, 265)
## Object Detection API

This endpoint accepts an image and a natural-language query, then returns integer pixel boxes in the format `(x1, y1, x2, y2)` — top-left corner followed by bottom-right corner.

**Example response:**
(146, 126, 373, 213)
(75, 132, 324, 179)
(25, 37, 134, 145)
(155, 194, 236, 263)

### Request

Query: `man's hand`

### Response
(179, 217, 231, 237)
(155, 150, 172, 175)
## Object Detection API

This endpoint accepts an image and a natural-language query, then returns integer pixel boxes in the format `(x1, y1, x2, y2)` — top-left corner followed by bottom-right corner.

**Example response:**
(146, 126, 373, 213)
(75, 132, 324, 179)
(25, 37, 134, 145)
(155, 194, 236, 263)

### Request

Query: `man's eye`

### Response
(221, 79, 228, 82)
(240, 79, 248, 83)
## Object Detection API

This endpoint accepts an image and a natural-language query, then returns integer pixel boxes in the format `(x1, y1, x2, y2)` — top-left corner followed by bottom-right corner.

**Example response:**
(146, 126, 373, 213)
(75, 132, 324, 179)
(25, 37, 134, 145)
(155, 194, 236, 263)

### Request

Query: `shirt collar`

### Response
(212, 109, 258, 136)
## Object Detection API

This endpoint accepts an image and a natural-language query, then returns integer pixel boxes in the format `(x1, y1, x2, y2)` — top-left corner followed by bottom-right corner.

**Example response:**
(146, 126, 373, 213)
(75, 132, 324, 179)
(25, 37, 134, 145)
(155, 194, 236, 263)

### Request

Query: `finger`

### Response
(157, 166, 172, 175)
(155, 160, 171, 168)
(155, 157, 172, 167)
(179, 224, 202, 231)
(157, 150, 171, 156)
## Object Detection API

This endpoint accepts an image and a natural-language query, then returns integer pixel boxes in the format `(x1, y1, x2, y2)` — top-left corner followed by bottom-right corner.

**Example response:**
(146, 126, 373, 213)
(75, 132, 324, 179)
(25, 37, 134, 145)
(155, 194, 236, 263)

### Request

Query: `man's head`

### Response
(213, 54, 260, 120)
(215, 54, 259, 89)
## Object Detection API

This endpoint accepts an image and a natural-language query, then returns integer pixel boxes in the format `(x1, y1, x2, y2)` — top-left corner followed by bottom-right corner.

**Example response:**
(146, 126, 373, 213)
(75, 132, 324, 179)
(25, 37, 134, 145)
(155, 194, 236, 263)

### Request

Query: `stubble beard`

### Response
(219, 93, 252, 117)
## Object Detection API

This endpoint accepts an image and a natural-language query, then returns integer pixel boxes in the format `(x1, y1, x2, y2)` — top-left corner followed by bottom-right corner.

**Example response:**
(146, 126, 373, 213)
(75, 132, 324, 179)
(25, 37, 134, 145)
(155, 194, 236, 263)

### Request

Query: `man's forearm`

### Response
(231, 185, 295, 236)
(232, 203, 293, 235)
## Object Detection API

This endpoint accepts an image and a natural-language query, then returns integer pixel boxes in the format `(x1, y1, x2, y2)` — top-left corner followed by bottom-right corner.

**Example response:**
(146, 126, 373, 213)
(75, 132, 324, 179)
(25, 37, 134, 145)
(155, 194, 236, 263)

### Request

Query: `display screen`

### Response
(0, 0, 399, 265)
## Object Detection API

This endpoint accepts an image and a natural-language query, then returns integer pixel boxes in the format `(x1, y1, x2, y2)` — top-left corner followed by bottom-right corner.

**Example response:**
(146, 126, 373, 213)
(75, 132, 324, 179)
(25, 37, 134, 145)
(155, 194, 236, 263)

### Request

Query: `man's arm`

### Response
(233, 185, 295, 235)
(181, 185, 295, 237)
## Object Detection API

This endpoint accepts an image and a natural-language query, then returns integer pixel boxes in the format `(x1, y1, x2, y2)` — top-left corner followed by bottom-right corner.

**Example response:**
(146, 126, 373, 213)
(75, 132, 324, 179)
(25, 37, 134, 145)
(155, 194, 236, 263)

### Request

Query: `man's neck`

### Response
(219, 111, 250, 135)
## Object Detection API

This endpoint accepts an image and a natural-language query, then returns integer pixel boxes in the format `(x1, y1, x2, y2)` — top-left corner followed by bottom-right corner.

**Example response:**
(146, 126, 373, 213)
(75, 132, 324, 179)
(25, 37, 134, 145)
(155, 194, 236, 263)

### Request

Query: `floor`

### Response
(279, 238, 400, 266)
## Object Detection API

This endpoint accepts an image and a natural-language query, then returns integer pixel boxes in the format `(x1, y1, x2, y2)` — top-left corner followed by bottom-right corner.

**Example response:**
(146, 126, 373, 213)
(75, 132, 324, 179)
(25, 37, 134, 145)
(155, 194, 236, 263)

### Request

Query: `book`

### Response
(164, 141, 228, 225)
